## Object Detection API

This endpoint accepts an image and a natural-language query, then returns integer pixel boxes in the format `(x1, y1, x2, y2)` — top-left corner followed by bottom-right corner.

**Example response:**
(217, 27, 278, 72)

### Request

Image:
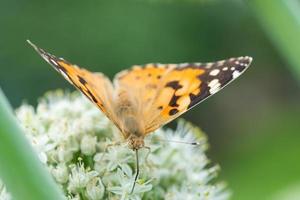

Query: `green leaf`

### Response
(0, 88, 65, 200)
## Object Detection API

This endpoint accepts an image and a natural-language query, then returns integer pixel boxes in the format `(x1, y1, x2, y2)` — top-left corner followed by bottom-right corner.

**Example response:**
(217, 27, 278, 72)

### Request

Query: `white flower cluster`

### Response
(0, 90, 229, 200)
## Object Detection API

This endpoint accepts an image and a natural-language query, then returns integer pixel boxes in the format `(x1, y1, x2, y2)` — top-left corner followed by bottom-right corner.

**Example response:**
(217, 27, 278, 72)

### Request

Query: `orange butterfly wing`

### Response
(115, 57, 252, 134)
(115, 64, 174, 113)
(29, 40, 252, 136)
(27, 40, 122, 132)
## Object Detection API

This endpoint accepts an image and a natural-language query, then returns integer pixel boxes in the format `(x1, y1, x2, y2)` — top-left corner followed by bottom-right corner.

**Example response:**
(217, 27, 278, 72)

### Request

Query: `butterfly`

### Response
(27, 40, 252, 193)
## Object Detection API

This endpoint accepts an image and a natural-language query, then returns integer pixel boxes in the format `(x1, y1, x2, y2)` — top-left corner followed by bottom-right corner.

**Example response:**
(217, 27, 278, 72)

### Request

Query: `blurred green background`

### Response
(0, 0, 299, 199)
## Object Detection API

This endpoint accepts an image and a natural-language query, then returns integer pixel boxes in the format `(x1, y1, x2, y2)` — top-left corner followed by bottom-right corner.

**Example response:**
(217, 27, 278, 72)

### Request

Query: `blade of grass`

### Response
(0, 89, 65, 200)
(249, 0, 300, 82)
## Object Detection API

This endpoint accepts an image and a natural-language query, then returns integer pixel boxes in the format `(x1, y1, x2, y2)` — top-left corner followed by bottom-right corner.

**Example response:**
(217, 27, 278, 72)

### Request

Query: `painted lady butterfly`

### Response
(28, 40, 252, 192)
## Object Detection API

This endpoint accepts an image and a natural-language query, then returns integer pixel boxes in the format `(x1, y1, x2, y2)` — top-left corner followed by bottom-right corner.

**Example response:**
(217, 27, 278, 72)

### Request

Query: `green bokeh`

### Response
(0, 0, 299, 199)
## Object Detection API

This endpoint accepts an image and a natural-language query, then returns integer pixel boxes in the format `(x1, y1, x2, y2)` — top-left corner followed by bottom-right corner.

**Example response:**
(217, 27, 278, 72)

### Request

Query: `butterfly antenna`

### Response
(155, 138, 202, 146)
(130, 149, 139, 194)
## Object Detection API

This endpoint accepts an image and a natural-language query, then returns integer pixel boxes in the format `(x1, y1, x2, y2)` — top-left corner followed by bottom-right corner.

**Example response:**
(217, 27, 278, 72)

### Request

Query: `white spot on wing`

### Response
(232, 70, 241, 79)
(246, 56, 253, 63)
(194, 62, 202, 67)
(50, 59, 58, 66)
(208, 79, 221, 94)
(209, 69, 220, 76)
(217, 60, 225, 66)
(205, 63, 214, 69)
(179, 63, 189, 67)
(41, 54, 50, 62)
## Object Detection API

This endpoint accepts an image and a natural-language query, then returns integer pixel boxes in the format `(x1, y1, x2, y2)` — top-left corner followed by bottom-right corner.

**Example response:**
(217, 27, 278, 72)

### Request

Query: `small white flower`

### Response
(68, 163, 98, 194)
(50, 163, 69, 184)
(94, 144, 132, 173)
(86, 177, 105, 200)
(80, 135, 97, 156)
(16, 104, 45, 135)
(108, 168, 152, 199)
(57, 145, 74, 163)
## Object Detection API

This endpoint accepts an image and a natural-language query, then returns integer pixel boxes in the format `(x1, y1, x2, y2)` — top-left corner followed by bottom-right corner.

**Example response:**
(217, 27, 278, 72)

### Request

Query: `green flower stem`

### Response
(249, 0, 300, 82)
(0, 89, 65, 200)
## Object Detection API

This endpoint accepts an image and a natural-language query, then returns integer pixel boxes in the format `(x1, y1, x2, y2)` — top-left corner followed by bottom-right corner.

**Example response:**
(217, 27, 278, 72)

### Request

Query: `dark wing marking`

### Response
(27, 40, 123, 133)
(143, 56, 252, 133)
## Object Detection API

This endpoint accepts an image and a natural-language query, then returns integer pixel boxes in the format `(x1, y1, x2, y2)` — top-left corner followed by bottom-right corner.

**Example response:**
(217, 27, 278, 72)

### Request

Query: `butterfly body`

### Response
(114, 88, 146, 149)
(115, 94, 145, 149)
(27, 40, 252, 151)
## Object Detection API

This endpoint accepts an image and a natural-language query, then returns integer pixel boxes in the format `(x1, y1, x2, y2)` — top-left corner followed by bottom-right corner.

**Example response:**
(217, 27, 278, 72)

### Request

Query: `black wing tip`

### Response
(222, 56, 253, 74)
(26, 39, 34, 47)
(26, 39, 39, 51)
(236, 56, 253, 67)
(245, 56, 253, 62)
(238, 55, 253, 60)
(26, 40, 60, 67)
(246, 56, 253, 66)
(26, 39, 46, 56)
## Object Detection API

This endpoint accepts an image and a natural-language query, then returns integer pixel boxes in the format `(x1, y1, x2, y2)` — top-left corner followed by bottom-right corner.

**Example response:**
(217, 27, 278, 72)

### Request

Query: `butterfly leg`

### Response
(130, 149, 139, 194)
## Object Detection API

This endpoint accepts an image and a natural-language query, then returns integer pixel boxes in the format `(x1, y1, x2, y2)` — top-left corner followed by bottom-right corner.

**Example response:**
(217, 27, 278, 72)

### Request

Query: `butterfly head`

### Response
(127, 135, 145, 150)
